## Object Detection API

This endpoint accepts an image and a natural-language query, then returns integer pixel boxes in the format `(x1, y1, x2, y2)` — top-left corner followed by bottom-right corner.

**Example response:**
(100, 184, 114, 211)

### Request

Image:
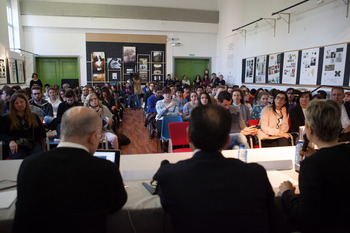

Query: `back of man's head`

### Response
(190, 104, 231, 151)
(61, 106, 101, 140)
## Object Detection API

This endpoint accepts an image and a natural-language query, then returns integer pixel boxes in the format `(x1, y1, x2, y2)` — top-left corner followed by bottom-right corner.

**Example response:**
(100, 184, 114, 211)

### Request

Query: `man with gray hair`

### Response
(13, 107, 127, 233)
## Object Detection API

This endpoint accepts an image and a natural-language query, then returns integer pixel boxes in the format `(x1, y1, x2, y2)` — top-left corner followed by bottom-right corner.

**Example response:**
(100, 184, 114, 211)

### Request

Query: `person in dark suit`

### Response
(280, 100, 350, 233)
(155, 104, 285, 233)
(289, 90, 312, 133)
(12, 106, 127, 233)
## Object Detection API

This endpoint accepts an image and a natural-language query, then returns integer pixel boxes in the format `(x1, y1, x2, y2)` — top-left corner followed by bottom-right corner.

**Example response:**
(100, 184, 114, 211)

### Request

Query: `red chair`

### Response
(168, 122, 192, 153)
(248, 119, 260, 148)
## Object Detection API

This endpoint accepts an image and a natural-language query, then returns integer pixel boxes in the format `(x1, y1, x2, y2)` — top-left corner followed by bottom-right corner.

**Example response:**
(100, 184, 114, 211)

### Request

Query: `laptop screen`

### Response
(93, 149, 121, 168)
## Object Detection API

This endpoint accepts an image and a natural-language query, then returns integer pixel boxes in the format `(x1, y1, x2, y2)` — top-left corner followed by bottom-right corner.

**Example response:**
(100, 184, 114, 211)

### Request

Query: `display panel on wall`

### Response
(17, 60, 25, 84)
(245, 58, 254, 83)
(268, 54, 282, 84)
(86, 42, 166, 84)
(321, 43, 348, 86)
(123, 46, 136, 64)
(255, 56, 267, 84)
(299, 48, 320, 85)
(107, 58, 122, 70)
(282, 51, 298, 85)
(0, 59, 7, 84)
(8, 59, 17, 84)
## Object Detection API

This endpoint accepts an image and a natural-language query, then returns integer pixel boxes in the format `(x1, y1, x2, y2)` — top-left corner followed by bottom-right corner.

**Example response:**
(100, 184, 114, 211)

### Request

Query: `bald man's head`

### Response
(61, 107, 102, 140)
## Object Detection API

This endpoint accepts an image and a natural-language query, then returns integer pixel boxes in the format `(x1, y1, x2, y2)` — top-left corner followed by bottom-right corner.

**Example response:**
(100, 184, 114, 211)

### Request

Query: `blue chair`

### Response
(160, 116, 183, 152)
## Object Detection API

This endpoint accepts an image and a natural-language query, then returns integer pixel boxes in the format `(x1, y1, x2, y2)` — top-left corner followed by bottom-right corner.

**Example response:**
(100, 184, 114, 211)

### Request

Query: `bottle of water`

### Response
(238, 145, 247, 163)
(295, 140, 303, 172)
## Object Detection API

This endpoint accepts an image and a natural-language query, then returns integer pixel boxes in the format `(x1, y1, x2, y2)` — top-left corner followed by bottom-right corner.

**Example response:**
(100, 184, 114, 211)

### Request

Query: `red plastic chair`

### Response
(168, 122, 192, 153)
(248, 119, 260, 148)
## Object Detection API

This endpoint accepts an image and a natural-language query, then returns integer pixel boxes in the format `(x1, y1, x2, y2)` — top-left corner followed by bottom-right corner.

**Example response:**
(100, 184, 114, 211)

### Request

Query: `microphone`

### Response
(302, 134, 309, 152)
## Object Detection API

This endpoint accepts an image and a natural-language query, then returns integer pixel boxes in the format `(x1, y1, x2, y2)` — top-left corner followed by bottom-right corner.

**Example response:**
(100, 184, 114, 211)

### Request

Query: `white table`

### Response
(0, 146, 299, 233)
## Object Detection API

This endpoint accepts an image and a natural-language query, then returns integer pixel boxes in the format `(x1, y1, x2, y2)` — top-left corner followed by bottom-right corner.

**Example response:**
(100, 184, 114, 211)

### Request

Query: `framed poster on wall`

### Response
(17, 60, 25, 84)
(267, 53, 282, 84)
(0, 59, 7, 84)
(152, 51, 163, 62)
(91, 52, 105, 73)
(245, 57, 254, 83)
(107, 58, 121, 70)
(123, 46, 136, 64)
(255, 56, 266, 83)
(299, 48, 319, 85)
(282, 51, 298, 84)
(92, 73, 105, 82)
(321, 43, 347, 86)
(8, 59, 17, 84)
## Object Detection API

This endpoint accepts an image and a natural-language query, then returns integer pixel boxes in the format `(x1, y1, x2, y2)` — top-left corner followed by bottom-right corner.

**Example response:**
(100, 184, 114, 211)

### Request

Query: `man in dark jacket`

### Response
(12, 107, 127, 233)
(155, 104, 285, 233)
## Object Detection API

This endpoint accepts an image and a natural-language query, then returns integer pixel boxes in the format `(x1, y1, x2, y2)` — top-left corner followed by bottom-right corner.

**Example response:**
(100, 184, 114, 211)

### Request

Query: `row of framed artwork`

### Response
(90, 49, 165, 84)
(242, 42, 350, 86)
(0, 59, 25, 85)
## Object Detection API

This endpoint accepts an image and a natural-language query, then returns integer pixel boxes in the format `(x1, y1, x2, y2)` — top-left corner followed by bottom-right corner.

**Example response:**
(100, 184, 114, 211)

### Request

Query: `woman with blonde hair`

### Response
(0, 93, 46, 159)
(280, 100, 350, 232)
(84, 93, 118, 149)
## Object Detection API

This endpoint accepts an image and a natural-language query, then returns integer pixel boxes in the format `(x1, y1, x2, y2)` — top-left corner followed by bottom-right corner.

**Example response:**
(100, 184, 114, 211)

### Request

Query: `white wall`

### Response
(0, 0, 9, 60)
(217, 0, 350, 89)
(22, 16, 218, 86)
(20, 0, 219, 11)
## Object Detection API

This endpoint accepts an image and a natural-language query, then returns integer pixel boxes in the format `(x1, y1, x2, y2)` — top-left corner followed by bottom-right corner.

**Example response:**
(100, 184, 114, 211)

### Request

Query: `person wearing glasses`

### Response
(258, 91, 290, 147)
(12, 106, 127, 233)
(84, 93, 119, 149)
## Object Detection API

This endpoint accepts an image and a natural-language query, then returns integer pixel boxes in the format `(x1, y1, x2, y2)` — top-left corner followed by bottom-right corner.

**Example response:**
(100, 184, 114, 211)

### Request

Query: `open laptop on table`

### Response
(93, 149, 121, 168)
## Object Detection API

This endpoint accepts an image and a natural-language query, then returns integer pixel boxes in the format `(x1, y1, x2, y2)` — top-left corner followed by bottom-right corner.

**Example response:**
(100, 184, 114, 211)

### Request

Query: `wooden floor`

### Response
(119, 108, 159, 155)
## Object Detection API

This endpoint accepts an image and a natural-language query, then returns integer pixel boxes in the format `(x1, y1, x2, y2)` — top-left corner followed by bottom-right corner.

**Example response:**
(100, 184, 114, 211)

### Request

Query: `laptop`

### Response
(93, 149, 121, 168)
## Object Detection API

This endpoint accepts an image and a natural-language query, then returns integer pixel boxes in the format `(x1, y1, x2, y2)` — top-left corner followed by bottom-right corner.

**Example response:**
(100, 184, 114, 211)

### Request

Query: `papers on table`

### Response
(0, 190, 17, 209)
(267, 170, 298, 188)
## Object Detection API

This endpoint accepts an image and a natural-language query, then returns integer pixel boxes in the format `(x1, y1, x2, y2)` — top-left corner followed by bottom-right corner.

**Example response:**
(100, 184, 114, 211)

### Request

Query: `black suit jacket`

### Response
(12, 147, 127, 233)
(282, 144, 350, 233)
(289, 104, 305, 133)
(155, 150, 285, 233)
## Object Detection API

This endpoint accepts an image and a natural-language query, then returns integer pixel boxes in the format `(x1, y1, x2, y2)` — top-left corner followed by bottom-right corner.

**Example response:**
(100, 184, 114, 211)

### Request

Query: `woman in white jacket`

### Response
(258, 91, 290, 147)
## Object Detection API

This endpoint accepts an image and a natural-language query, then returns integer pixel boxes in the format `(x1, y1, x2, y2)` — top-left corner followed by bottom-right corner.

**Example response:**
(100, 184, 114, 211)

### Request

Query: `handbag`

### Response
(15, 125, 35, 149)
(15, 138, 35, 149)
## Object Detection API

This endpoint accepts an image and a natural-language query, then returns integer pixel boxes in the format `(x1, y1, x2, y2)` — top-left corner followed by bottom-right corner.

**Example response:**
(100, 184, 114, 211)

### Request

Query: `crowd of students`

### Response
(1, 71, 350, 158)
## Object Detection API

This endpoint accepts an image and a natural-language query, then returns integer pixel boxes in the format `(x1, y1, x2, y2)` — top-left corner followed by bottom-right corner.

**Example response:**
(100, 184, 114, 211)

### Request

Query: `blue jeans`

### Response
(9, 142, 43, 159)
(225, 133, 250, 149)
(134, 94, 140, 108)
(125, 94, 132, 107)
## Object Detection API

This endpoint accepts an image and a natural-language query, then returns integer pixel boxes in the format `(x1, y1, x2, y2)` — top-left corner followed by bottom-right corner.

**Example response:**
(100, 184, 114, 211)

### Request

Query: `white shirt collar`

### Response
(57, 142, 90, 153)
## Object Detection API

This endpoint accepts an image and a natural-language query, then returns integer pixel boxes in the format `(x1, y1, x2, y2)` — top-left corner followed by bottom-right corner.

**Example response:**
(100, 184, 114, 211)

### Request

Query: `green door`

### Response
(174, 58, 210, 85)
(35, 57, 79, 88)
